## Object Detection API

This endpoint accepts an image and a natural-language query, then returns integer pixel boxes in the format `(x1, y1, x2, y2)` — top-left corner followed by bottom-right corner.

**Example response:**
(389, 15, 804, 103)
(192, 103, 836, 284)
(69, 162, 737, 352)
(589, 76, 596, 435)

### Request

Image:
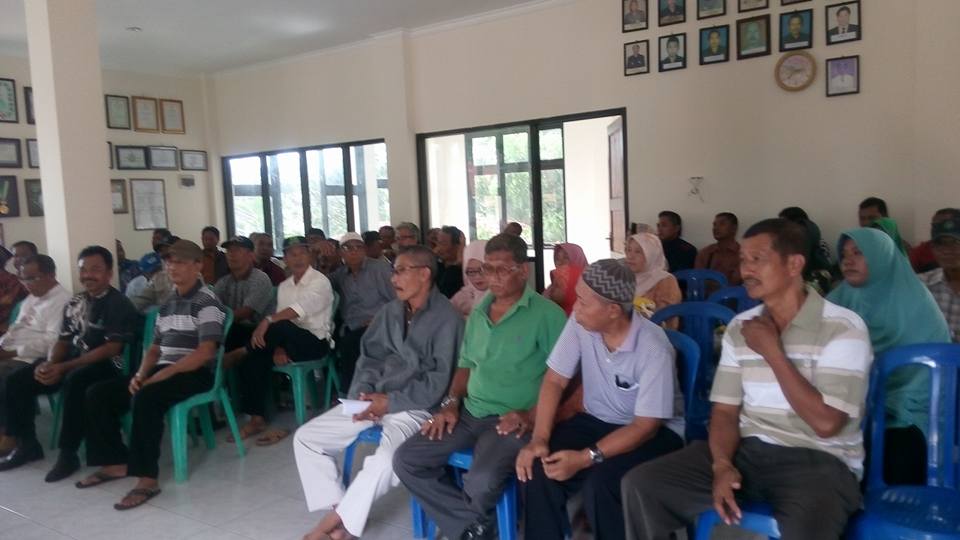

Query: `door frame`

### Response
(415, 107, 629, 291)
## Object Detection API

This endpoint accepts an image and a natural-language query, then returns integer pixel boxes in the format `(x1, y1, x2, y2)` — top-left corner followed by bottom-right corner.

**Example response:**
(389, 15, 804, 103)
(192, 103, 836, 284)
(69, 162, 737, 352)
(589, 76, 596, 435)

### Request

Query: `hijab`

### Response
(451, 240, 488, 314)
(554, 243, 588, 315)
(869, 217, 909, 256)
(628, 233, 671, 296)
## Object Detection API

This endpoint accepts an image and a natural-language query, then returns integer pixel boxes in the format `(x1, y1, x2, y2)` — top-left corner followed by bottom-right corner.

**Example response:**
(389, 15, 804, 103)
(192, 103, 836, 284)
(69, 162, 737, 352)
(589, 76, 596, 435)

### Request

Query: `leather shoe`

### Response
(0, 441, 44, 471)
(44, 452, 80, 482)
(461, 521, 494, 540)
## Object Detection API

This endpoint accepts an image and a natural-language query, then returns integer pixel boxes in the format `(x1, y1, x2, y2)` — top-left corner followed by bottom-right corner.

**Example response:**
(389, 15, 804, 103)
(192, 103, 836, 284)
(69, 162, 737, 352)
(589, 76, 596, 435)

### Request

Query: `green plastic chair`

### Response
(166, 308, 245, 483)
(271, 291, 341, 426)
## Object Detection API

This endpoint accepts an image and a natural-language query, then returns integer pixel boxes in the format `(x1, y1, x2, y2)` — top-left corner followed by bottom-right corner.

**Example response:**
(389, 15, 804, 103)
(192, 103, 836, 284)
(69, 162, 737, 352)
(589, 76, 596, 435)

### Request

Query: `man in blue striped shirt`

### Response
(79, 240, 226, 511)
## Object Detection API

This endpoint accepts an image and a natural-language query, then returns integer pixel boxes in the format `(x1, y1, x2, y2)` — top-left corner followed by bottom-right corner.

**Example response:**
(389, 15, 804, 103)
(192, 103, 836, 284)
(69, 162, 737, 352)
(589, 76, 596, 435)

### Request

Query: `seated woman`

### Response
(869, 217, 911, 256)
(543, 243, 587, 316)
(828, 228, 950, 485)
(624, 233, 681, 328)
(450, 240, 489, 318)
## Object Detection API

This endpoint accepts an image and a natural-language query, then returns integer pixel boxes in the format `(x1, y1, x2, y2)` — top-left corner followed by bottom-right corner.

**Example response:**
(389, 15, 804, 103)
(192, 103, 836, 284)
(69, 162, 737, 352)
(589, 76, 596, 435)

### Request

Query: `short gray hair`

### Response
(397, 245, 437, 280)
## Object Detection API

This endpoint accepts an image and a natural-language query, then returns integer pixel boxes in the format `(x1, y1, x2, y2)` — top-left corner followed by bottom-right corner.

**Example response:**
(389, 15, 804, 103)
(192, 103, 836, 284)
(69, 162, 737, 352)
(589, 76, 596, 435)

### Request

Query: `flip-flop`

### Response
(113, 487, 161, 511)
(75, 471, 125, 489)
(255, 429, 290, 447)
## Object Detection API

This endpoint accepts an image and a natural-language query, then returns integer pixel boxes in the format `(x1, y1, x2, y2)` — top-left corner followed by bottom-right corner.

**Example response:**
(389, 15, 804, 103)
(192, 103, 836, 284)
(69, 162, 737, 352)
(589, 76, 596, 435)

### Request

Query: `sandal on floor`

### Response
(255, 428, 290, 446)
(113, 487, 161, 511)
(226, 423, 265, 443)
(75, 471, 125, 489)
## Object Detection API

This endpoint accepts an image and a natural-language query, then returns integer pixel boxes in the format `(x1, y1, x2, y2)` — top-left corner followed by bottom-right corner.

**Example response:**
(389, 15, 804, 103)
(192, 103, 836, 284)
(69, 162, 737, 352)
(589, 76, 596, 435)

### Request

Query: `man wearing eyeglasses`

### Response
(295, 245, 463, 540)
(395, 233, 567, 540)
(920, 213, 960, 342)
(331, 232, 396, 391)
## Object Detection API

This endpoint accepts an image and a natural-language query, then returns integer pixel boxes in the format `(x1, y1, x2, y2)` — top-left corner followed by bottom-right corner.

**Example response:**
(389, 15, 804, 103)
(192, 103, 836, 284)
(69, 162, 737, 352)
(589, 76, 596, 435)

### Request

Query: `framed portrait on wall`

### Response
(132, 96, 159, 132)
(826, 55, 859, 96)
(780, 9, 813, 51)
(738, 0, 768, 13)
(24, 178, 42, 217)
(826, 1, 861, 45)
(700, 25, 730, 65)
(26, 138, 39, 169)
(0, 176, 20, 218)
(737, 14, 771, 59)
(624, 40, 650, 75)
(697, 0, 725, 20)
(622, 0, 649, 32)
(148, 146, 178, 170)
(105, 95, 131, 130)
(24, 87, 34, 125)
(160, 99, 185, 134)
(130, 178, 168, 230)
(659, 0, 685, 26)
(658, 33, 687, 72)
(116, 145, 148, 170)
(0, 139, 21, 168)
(111, 179, 128, 214)
(0, 79, 17, 123)
(180, 150, 208, 170)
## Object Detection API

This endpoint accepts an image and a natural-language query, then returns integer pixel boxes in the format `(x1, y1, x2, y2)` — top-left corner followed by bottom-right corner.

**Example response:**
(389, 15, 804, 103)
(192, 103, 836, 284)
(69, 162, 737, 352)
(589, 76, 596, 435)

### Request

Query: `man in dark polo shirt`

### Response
(79, 240, 226, 511)
(214, 235, 274, 361)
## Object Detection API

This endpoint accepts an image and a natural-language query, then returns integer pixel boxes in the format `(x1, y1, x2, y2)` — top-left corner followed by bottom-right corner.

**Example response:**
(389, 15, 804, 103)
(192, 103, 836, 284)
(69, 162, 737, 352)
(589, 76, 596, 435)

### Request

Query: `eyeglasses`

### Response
(465, 269, 483, 277)
(341, 244, 364, 252)
(392, 265, 427, 275)
(19, 275, 41, 284)
(480, 264, 521, 278)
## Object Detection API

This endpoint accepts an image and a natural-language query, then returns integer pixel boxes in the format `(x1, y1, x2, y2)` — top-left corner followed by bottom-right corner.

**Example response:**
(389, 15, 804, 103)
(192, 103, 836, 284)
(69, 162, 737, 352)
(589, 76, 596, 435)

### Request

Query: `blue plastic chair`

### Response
(652, 302, 735, 441)
(695, 502, 781, 540)
(707, 285, 760, 314)
(674, 269, 728, 301)
(846, 343, 960, 539)
(664, 330, 703, 441)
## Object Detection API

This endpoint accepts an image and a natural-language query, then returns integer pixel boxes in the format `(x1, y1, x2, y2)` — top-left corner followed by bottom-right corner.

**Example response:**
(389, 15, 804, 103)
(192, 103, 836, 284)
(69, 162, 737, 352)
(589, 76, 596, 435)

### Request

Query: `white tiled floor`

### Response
(0, 406, 418, 540)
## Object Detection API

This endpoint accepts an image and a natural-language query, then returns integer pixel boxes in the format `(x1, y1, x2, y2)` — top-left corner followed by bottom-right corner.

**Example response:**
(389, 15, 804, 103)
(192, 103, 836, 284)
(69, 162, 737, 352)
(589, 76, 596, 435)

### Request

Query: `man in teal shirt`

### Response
(394, 233, 567, 540)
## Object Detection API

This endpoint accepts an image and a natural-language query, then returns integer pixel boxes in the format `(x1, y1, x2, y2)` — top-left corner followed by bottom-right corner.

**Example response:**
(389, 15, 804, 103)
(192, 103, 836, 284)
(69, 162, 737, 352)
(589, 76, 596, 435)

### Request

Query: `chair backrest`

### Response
(867, 343, 960, 492)
(211, 308, 235, 391)
(651, 302, 736, 366)
(8, 301, 21, 326)
(665, 329, 700, 421)
(142, 307, 160, 350)
(673, 269, 728, 301)
(707, 285, 760, 314)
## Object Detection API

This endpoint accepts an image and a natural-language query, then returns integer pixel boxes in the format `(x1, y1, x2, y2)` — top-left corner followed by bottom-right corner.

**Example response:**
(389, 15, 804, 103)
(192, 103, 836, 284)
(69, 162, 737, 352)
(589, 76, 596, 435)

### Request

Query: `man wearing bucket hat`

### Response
(214, 236, 274, 359)
(920, 211, 960, 342)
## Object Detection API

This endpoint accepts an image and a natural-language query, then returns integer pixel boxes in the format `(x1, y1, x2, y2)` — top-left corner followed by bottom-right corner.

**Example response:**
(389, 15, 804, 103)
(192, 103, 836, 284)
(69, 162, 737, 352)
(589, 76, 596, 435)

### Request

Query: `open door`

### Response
(608, 118, 626, 255)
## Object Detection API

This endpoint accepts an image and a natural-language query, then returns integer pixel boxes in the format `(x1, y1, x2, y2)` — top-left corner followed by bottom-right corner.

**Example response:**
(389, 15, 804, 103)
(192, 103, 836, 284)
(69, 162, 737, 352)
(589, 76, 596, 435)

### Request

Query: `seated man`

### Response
(517, 259, 684, 540)
(234, 236, 334, 445)
(213, 236, 274, 361)
(331, 232, 395, 391)
(0, 246, 135, 482)
(295, 245, 464, 540)
(0, 255, 71, 456)
(250, 232, 287, 285)
(0, 245, 28, 335)
(124, 252, 162, 301)
(78, 240, 227, 510)
(695, 212, 742, 286)
(129, 235, 177, 313)
(621, 219, 872, 540)
(394, 234, 567, 540)
(920, 214, 960, 342)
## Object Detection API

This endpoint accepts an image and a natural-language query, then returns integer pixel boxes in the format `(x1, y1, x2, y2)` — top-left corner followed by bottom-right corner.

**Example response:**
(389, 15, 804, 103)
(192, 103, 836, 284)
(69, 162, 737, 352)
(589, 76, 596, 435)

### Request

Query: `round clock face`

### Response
(776, 52, 816, 91)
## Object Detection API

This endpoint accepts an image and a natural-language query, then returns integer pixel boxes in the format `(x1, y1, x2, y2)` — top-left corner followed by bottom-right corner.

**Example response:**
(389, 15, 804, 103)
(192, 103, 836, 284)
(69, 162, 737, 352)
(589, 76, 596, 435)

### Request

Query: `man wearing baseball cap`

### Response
(516, 259, 684, 540)
(214, 236, 274, 360)
(124, 252, 163, 302)
(919, 210, 960, 342)
(80, 239, 227, 510)
(330, 232, 395, 390)
(129, 236, 179, 313)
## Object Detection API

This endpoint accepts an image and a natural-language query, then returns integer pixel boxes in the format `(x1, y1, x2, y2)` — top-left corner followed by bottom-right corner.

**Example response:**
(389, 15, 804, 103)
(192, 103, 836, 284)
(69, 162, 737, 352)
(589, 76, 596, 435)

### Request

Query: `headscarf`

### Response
(828, 228, 950, 433)
(554, 243, 587, 315)
(628, 233, 670, 296)
(869, 217, 909, 256)
(451, 240, 488, 316)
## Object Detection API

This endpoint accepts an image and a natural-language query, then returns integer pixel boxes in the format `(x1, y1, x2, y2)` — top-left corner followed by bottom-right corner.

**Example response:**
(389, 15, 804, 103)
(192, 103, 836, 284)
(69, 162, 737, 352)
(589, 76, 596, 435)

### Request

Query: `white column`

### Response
(25, 0, 114, 288)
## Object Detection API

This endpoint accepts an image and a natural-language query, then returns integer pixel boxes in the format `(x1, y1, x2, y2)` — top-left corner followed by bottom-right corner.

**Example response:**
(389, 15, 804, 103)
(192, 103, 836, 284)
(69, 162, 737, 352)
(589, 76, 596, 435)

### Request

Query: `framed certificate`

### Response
(105, 94, 131, 130)
(116, 145, 148, 170)
(26, 138, 39, 168)
(130, 178, 168, 230)
(0, 176, 20, 217)
(132, 96, 159, 132)
(0, 139, 21, 168)
(0, 79, 17, 123)
(24, 87, 34, 125)
(160, 99, 185, 134)
(148, 146, 178, 170)
(180, 150, 207, 171)
(24, 178, 43, 217)
(111, 179, 128, 214)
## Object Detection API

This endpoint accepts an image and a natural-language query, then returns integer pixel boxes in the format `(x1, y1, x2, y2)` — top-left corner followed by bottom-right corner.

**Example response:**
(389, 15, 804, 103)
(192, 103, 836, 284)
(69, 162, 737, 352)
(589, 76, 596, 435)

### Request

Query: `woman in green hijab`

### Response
(828, 228, 950, 484)
(869, 217, 910, 256)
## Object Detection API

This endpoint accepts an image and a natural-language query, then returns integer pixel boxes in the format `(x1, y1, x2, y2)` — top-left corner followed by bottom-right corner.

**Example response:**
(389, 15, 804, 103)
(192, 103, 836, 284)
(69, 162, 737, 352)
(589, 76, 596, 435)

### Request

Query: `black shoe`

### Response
(0, 440, 44, 471)
(461, 521, 494, 540)
(44, 452, 80, 482)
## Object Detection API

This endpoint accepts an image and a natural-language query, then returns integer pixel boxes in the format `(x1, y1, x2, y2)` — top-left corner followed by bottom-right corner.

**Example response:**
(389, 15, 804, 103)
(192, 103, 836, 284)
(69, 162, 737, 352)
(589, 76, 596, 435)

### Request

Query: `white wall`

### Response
(0, 54, 216, 258)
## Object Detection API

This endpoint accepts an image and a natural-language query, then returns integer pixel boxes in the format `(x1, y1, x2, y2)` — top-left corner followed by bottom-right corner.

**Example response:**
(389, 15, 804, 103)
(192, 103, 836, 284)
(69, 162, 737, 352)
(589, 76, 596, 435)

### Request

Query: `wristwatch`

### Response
(440, 395, 460, 409)
(587, 445, 605, 465)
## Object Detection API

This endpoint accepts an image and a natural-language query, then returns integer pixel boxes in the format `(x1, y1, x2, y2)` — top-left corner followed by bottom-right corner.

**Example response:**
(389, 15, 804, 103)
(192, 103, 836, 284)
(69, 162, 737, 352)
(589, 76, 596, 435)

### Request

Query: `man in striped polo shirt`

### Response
(79, 240, 227, 511)
(622, 219, 872, 540)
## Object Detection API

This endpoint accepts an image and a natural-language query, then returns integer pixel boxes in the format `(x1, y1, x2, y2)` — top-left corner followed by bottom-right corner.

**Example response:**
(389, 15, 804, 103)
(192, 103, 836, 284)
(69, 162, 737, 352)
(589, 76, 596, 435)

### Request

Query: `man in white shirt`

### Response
(234, 236, 335, 446)
(0, 255, 71, 456)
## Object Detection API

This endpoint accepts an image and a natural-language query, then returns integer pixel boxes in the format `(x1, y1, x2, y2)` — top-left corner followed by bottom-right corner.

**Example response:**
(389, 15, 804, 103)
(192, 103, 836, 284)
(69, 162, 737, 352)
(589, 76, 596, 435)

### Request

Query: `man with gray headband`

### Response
(516, 259, 684, 540)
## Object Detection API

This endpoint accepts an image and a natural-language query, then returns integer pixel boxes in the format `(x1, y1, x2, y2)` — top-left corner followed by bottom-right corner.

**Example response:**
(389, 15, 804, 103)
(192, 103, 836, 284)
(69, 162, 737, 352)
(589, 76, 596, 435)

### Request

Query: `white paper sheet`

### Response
(339, 399, 371, 416)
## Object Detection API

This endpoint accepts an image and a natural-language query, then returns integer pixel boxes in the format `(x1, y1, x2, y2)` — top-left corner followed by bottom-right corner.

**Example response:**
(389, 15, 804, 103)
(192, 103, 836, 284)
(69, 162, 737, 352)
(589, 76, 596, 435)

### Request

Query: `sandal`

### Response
(226, 422, 265, 443)
(113, 487, 162, 511)
(75, 471, 125, 489)
(255, 428, 290, 446)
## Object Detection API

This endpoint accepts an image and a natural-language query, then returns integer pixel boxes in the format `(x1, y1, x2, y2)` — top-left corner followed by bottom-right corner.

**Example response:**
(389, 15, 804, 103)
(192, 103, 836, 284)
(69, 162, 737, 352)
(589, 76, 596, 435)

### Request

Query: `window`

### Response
(224, 140, 389, 246)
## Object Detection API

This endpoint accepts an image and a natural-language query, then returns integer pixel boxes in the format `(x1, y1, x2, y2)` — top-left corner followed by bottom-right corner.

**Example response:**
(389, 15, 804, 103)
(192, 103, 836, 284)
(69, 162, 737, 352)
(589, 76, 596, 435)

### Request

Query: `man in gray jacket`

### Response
(294, 245, 463, 540)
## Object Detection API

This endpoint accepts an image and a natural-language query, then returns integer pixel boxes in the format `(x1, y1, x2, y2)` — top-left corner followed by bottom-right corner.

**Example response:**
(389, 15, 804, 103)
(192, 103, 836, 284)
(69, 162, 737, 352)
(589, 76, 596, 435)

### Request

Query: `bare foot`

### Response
(302, 510, 345, 540)
(227, 416, 266, 443)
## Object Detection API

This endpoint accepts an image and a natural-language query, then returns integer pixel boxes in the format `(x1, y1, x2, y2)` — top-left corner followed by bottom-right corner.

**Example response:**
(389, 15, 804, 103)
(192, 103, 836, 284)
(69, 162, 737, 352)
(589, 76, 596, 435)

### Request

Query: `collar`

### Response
(405, 286, 442, 316)
(783, 285, 825, 333)
(923, 268, 945, 286)
(84, 286, 112, 300)
(585, 311, 645, 354)
(478, 286, 534, 323)
(292, 265, 318, 284)
(176, 279, 204, 299)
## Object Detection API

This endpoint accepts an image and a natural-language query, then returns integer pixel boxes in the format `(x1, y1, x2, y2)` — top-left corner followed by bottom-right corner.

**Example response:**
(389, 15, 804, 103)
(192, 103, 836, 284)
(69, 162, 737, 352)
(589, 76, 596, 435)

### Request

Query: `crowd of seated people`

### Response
(0, 195, 955, 540)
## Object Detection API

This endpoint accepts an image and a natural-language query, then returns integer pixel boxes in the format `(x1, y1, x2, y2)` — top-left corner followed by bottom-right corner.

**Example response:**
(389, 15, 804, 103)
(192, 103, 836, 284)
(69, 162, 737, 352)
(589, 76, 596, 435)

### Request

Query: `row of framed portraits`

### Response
(623, 0, 862, 44)
(0, 138, 208, 171)
(0, 176, 168, 230)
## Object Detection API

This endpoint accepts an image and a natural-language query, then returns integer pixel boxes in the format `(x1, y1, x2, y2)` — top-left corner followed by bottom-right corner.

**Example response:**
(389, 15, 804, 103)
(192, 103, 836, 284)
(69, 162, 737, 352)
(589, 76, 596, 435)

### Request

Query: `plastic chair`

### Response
(846, 343, 960, 539)
(664, 330, 703, 441)
(707, 285, 760, 314)
(652, 302, 735, 441)
(674, 269, 728, 301)
(272, 292, 341, 425)
(694, 502, 781, 540)
(167, 308, 246, 483)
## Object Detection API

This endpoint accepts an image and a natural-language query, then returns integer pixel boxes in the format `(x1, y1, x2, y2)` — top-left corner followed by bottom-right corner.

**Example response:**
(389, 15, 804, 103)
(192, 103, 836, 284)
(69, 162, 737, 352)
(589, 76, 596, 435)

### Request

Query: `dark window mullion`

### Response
(465, 135, 478, 242)
(342, 146, 356, 232)
(299, 150, 311, 234)
(496, 134, 507, 231)
(259, 155, 273, 237)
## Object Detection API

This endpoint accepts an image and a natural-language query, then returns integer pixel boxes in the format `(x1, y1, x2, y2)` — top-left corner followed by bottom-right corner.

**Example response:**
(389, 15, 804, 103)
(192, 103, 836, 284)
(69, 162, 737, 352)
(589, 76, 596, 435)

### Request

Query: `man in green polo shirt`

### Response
(394, 233, 567, 540)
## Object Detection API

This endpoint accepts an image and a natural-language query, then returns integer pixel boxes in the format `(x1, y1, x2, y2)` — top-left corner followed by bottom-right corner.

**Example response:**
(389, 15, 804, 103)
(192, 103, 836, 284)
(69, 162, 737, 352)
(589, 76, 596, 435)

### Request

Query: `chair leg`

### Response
(307, 370, 321, 416)
(168, 408, 190, 484)
(323, 357, 341, 410)
(496, 480, 518, 540)
(410, 499, 429, 539)
(48, 393, 62, 450)
(290, 372, 308, 426)
(219, 389, 246, 457)
(199, 405, 216, 450)
(694, 510, 722, 540)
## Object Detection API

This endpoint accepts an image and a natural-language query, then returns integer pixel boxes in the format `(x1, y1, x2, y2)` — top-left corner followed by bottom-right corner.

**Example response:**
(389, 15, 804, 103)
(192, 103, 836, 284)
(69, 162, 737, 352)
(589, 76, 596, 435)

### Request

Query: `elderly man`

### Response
(379, 225, 398, 263)
(394, 234, 567, 540)
(129, 235, 177, 313)
(920, 214, 960, 342)
(331, 232, 395, 391)
(0, 255, 71, 457)
(79, 240, 227, 510)
(296, 245, 463, 540)
(0, 246, 27, 335)
(200, 226, 229, 285)
(396, 222, 421, 248)
(0, 246, 136, 481)
(621, 219, 872, 540)
(434, 226, 465, 298)
(250, 232, 287, 285)
(213, 236, 274, 360)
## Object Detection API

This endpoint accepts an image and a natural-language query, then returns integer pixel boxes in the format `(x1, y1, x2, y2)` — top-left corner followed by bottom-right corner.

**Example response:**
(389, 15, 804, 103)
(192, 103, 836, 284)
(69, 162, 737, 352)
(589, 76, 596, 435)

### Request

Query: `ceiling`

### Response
(0, 0, 538, 75)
